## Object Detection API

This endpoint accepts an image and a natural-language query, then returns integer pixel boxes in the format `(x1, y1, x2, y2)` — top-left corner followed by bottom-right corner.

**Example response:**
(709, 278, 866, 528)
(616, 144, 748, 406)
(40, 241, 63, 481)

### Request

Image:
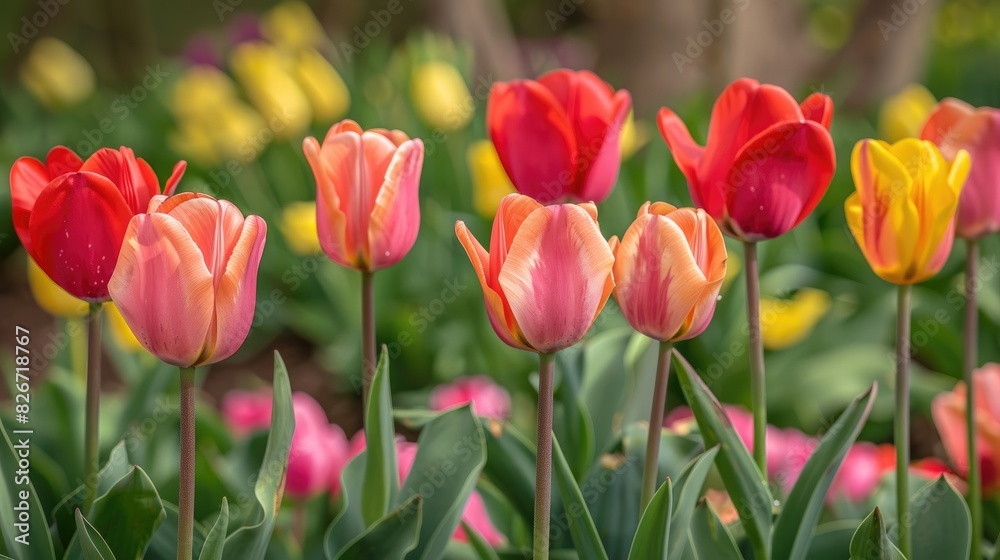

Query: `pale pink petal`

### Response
(455, 491, 505, 545)
(368, 139, 423, 270)
(208, 214, 266, 365)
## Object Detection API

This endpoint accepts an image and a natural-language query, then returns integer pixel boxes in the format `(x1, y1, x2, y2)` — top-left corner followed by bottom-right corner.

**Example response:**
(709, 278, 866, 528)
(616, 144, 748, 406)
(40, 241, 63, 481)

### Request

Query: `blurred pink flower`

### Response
(828, 442, 894, 503)
(429, 376, 512, 420)
(933, 363, 1000, 494)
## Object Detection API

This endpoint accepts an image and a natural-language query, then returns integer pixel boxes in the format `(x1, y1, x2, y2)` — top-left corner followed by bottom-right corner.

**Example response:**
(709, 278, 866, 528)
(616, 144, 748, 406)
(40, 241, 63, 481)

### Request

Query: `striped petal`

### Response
(304, 135, 352, 267)
(208, 214, 267, 365)
(368, 138, 423, 270)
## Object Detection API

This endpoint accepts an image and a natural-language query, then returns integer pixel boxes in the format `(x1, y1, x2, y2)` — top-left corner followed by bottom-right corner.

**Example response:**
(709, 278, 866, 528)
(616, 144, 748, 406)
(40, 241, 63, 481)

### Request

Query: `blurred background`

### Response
(1, 0, 1000, 532)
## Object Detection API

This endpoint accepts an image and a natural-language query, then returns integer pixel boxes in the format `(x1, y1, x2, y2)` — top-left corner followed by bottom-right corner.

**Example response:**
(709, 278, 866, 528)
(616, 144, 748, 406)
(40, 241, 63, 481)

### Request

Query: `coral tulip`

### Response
(429, 375, 511, 420)
(487, 69, 631, 204)
(108, 192, 266, 367)
(932, 363, 1000, 494)
(921, 99, 1000, 240)
(304, 119, 425, 272)
(611, 202, 727, 342)
(658, 78, 836, 241)
(845, 138, 970, 284)
(10, 146, 186, 301)
(456, 193, 615, 353)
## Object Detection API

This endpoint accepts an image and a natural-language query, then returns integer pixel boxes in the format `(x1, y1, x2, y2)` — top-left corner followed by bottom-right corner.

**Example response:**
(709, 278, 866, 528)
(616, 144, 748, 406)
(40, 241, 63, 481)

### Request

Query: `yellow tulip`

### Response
(27, 257, 88, 317)
(759, 288, 831, 350)
(846, 138, 970, 284)
(170, 65, 239, 119)
(619, 111, 650, 160)
(261, 1, 326, 50)
(279, 201, 321, 256)
(230, 42, 311, 139)
(411, 61, 474, 132)
(291, 49, 350, 124)
(105, 303, 146, 354)
(879, 84, 937, 143)
(20, 38, 95, 110)
(467, 140, 515, 218)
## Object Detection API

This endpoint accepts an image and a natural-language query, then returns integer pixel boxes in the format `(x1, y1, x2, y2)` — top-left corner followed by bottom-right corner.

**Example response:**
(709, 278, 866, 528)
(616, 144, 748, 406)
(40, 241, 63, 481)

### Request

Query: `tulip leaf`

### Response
(324, 453, 368, 559)
(580, 328, 632, 456)
(222, 351, 294, 560)
(668, 446, 720, 560)
(481, 420, 535, 525)
(555, 348, 596, 480)
(0, 419, 56, 560)
(773, 382, 878, 560)
(198, 498, 229, 560)
(144, 502, 207, 560)
(398, 404, 486, 560)
(363, 346, 398, 527)
(849, 508, 904, 560)
(461, 520, 502, 560)
(50, 441, 131, 548)
(909, 476, 970, 560)
(334, 495, 422, 560)
(807, 521, 862, 560)
(627, 478, 672, 560)
(687, 500, 742, 560)
(74, 510, 116, 560)
(671, 349, 771, 560)
(552, 434, 609, 560)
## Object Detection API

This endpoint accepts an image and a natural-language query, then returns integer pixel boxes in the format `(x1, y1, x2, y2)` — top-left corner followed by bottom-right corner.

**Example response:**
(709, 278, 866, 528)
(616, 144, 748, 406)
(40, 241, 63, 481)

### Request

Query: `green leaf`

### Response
(554, 348, 595, 480)
(65, 465, 165, 560)
(668, 446, 720, 560)
(627, 478, 671, 560)
(580, 329, 632, 455)
(551, 435, 609, 560)
(909, 476, 971, 560)
(0, 419, 56, 560)
(807, 521, 861, 560)
(50, 441, 132, 548)
(687, 501, 742, 560)
(481, 421, 535, 525)
(324, 453, 368, 558)
(198, 498, 229, 560)
(144, 503, 207, 560)
(398, 405, 486, 560)
(849, 508, 904, 560)
(74, 511, 116, 560)
(222, 351, 294, 560)
(460, 520, 501, 560)
(363, 346, 398, 527)
(671, 350, 771, 559)
(773, 383, 878, 560)
(335, 495, 422, 560)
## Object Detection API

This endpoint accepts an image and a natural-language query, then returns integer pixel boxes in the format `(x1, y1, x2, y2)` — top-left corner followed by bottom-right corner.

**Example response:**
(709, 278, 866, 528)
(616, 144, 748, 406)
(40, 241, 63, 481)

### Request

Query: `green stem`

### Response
(361, 271, 376, 413)
(533, 352, 556, 560)
(744, 241, 767, 477)
(83, 304, 102, 511)
(69, 316, 87, 384)
(965, 240, 981, 560)
(895, 284, 911, 558)
(178, 366, 196, 560)
(641, 341, 673, 511)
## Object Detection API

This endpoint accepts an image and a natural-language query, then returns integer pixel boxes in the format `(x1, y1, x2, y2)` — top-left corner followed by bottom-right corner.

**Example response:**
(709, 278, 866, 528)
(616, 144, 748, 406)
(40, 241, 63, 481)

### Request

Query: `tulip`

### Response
(619, 111, 650, 160)
(19, 38, 95, 110)
(658, 78, 836, 242)
(879, 84, 937, 143)
(429, 376, 511, 420)
(828, 442, 895, 503)
(27, 256, 88, 318)
(230, 41, 311, 139)
(759, 288, 831, 350)
(411, 61, 474, 132)
(105, 303, 146, 355)
(279, 201, 321, 256)
(933, 364, 1000, 494)
(261, 1, 327, 50)
(467, 140, 516, 218)
(291, 49, 351, 124)
(487, 69, 631, 204)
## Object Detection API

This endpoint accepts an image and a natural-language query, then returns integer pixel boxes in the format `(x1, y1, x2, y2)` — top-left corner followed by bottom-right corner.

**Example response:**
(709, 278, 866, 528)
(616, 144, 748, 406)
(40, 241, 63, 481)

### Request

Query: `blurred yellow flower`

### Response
(759, 288, 832, 350)
(230, 42, 311, 139)
(262, 1, 326, 50)
(105, 303, 145, 354)
(170, 65, 238, 119)
(291, 49, 350, 124)
(20, 38, 95, 110)
(27, 257, 88, 317)
(467, 140, 515, 218)
(619, 111, 650, 160)
(411, 61, 473, 132)
(280, 201, 321, 256)
(879, 84, 937, 143)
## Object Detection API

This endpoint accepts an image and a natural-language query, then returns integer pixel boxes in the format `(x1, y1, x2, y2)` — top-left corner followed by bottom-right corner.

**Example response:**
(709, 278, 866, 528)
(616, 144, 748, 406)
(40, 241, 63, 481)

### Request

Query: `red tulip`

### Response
(921, 99, 1000, 240)
(487, 69, 631, 204)
(108, 192, 266, 367)
(658, 78, 836, 241)
(9, 146, 186, 301)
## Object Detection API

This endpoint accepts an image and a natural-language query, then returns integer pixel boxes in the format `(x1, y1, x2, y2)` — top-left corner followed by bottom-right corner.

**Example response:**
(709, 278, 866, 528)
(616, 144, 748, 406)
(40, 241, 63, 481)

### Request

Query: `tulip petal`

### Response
(108, 213, 215, 365)
(657, 109, 710, 212)
(576, 91, 631, 203)
(726, 120, 835, 240)
(489, 194, 543, 287)
(499, 205, 613, 353)
(304, 136, 352, 267)
(164, 161, 187, 196)
(45, 146, 83, 175)
(28, 172, 133, 301)
(488, 80, 578, 203)
(10, 157, 49, 249)
(208, 215, 266, 365)
(920, 98, 975, 155)
(80, 147, 154, 214)
(368, 138, 423, 270)
(156, 195, 248, 282)
(799, 93, 834, 129)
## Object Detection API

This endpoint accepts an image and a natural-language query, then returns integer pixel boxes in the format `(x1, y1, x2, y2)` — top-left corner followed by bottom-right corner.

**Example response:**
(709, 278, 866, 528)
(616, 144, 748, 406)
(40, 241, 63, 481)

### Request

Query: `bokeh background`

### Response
(1, 0, 999, 541)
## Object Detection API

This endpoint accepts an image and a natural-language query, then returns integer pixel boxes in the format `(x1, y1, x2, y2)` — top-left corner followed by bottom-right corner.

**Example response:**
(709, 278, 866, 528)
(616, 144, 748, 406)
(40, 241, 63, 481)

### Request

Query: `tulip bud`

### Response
(20, 38, 95, 110)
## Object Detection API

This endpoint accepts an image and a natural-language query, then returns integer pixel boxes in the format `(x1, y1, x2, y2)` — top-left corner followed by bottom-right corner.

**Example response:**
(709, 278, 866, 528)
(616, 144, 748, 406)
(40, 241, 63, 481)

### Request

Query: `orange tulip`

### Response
(455, 194, 614, 353)
(611, 202, 727, 342)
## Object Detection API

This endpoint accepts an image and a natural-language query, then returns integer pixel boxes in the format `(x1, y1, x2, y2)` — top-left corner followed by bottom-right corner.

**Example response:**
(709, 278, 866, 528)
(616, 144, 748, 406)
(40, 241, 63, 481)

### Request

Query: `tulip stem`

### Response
(744, 241, 767, 477)
(965, 239, 981, 560)
(178, 366, 196, 560)
(361, 271, 376, 414)
(895, 284, 911, 559)
(641, 341, 673, 512)
(534, 352, 556, 560)
(83, 304, 102, 511)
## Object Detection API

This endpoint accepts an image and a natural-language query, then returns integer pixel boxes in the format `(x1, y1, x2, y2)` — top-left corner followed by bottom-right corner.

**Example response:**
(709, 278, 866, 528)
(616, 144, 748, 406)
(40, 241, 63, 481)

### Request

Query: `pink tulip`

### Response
(108, 192, 266, 367)
(303, 119, 424, 272)
(429, 376, 511, 420)
(828, 442, 894, 503)
(921, 99, 1000, 240)
(932, 363, 1000, 493)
